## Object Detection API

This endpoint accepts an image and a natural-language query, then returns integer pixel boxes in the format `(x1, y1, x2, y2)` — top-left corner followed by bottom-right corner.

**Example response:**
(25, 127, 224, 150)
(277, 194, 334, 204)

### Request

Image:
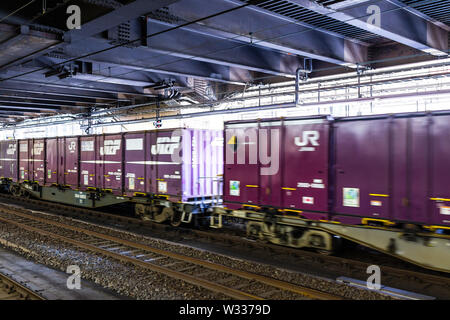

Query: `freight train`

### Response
(0, 111, 449, 273)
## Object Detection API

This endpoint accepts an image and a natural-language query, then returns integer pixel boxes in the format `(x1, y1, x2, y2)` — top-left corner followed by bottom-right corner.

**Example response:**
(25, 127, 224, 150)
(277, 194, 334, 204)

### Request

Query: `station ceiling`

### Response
(0, 0, 448, 122)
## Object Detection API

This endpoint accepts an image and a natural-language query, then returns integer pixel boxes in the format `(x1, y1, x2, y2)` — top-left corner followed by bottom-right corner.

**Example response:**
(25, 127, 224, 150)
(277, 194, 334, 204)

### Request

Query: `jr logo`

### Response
(68, 141, 77, 153)
(295, 131, 320, 151)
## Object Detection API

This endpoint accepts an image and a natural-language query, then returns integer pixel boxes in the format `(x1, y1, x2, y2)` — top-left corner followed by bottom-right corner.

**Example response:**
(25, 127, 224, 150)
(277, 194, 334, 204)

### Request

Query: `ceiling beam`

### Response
(61, 38, 251, 85)
(286, 0, 448, 56)
(144, 18, 304, 77)
(66, 0, 180, 43)
(165, 0, 368, 67)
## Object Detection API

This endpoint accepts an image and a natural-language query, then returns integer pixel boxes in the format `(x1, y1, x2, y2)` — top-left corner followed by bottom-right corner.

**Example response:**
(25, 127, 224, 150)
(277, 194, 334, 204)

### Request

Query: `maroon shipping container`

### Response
(18, 140, 30, 182)
(31, 139, 45, 184)
(0, 140, 17, 181)
(46, 138, 58, 185)
(333, 113, 450, 226)
(122, 128, 223, 201)
(223, 117, 330, 220)
(80, 135, 96, 189)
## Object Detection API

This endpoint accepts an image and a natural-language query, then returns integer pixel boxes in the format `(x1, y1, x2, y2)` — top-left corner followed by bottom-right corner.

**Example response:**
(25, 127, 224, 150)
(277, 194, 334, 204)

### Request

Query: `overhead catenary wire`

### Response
(2, 0, 446, 95)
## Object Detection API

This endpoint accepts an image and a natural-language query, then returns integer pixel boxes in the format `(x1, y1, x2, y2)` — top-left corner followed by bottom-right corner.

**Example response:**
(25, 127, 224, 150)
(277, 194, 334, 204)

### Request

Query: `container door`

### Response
(149, 130, 183, 201)
(46, 138, 58, 185)
(95, 135, 105, 189)
(223, 123, 259, 209)
(258, 121, 282, 208)
(80, 137, 96, 188)
(182, 129, 224, 201)
(334, 119, 391, 223)
(430, 115, 450, 226)
(283, 119, 329, 219)
(57, 138, 65, 185)
(102, 135, 123, 192)
(32, 139, 45, 184)
(64, 137, 79, 187)
(404, 117, 429, 224)
(124, 133, 146, 194)
(4, 141, 17, 181)
(19, 140, 29, 182)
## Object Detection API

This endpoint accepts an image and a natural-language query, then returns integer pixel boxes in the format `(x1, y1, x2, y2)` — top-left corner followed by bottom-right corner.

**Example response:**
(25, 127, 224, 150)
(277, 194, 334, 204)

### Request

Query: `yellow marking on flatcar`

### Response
(362, 218, 395, 226)
(137, 177, 144, 180)
(243, 204, 260, 209)
(87, 187, 96, 190)
(282, 187, 296, 191)
(424, 225, 450, 232)
(133, 192, 147, 196)
(430, 198, 450, 202)
(103, 188, 112, 192)
(156, 178, 164, 181)
(369, 194, 389, 197)
(245, 185, 259, 188)
(318, 220, 341, 224)
(283, 209, 303, 214)
(156, 194, 169, 199)
(104, 175, 109, 177)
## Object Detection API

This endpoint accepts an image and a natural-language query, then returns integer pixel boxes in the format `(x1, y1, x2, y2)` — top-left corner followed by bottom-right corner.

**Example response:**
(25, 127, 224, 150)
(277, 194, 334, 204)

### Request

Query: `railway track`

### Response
(0, 193, 449, 299)
(0, 271, 44, 300)
(0, 202, 342, 300)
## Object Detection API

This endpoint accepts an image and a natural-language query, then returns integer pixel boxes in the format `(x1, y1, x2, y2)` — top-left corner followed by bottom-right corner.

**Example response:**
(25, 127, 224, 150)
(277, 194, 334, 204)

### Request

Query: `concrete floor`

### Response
(0, 246, 127, 300)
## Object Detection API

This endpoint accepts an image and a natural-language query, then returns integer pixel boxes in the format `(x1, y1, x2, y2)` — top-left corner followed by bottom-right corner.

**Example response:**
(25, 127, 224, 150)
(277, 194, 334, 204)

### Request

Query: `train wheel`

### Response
(170, 210, 182, 227)
(135, 204, 147, 220)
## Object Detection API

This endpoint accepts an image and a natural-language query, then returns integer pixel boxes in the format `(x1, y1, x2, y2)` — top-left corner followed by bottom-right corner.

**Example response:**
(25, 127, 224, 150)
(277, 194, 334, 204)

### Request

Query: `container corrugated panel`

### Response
(32, 139, 45, 184)
(333, 113, 450, 226)
(18, 140, 29, 182)
(99, 134, 123, 192)
(148, 129, 183, 200)
(80, 136, 96, 189)
(0, 140, 17, 181)
(123, 132, 146, 195)
(0, 140, 5, 178)
(46, 138, 58, 185)
(181, 129, 223, 201)
(223, 117, 329, 219)
(429, 115, 450, 226)
(57, 137, 79, 187)
(333, 118, 391, 225)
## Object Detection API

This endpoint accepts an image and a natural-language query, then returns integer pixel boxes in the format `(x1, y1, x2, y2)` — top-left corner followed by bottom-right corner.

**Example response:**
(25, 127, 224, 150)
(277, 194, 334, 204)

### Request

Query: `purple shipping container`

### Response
(0, 140, 17, 181)
(123, 128, 223, 202)
(223, 117, 330, 220)
(46, 138, 58, 185)
(31, 139, 45, 184)
(333, 113, 450, 226)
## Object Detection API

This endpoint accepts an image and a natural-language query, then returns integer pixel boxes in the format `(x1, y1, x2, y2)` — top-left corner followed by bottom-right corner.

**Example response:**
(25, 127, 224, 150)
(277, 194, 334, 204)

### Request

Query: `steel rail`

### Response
(2, 193, 449, 285)
(0, 272, 45, 300)
(0, 205, 342, 300)
(1, 193, 448, 296)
